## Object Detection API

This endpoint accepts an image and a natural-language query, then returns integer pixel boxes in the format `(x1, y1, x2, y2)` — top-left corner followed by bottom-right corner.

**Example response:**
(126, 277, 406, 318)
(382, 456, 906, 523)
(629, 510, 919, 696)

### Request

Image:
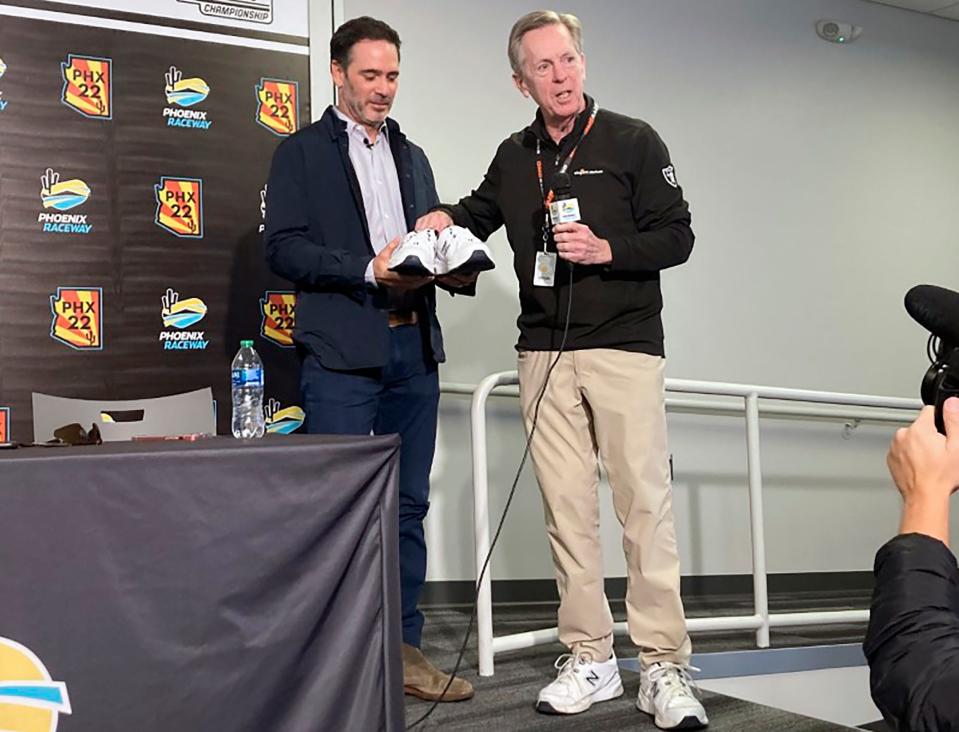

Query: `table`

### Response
(0, 434, 403, 732)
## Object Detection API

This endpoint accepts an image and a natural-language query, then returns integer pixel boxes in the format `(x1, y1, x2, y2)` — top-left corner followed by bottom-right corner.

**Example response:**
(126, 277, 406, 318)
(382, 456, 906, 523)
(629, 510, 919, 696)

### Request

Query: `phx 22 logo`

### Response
(61, 54, 111, 120)
(255, 79, 297, 136)
(49, 287, 102, 350)
(260, 291, 295, 348)
(154, 177, 203, 238)
(0, 636, 72, 732)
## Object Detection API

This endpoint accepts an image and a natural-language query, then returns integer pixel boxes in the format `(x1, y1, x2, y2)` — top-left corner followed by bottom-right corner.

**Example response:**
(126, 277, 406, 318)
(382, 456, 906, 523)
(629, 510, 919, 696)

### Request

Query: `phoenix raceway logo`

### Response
(255, 78, 297, 136)
(0, 637, 72, 732)
(50, 287, 102, 350)
(178, 0, 273, 25)
(61, 54, 112, 119)
(260, 291, 295, 348)
(160, 288, 209, 351)
(0, 407, 9, 443)
(0, 57, 7, 113)
(263, 398, 304, 434)
(154, 177, 203, 238)
(163, 66, 213, 130)
(38, 168, 92, 235)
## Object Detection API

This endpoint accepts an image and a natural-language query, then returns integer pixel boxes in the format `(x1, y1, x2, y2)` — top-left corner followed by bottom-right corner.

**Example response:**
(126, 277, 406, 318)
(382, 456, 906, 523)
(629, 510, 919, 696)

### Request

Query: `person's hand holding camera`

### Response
(888, 397, 959, 545)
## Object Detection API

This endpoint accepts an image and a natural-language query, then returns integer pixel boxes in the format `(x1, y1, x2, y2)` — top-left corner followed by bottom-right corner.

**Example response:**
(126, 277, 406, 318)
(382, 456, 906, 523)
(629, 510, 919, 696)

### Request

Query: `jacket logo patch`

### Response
(662, 165, 678, 188)
(572, 168, 604, 176)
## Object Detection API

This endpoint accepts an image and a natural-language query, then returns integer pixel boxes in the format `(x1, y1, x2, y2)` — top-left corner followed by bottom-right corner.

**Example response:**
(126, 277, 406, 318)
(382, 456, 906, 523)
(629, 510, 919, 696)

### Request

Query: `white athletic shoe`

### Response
(434, 226, 495, 276)
(388, 229, 437, 275)
(637, 661, 708, 729)
(535, 651, 624, 715)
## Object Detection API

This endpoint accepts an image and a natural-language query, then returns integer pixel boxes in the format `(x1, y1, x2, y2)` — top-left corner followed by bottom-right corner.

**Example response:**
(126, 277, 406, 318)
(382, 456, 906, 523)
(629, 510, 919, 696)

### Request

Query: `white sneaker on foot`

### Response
(435, 226, 494, 276)
(637, 661, 708, 729)
(388, 229, 437, 275)
(535, 651, 624, 715)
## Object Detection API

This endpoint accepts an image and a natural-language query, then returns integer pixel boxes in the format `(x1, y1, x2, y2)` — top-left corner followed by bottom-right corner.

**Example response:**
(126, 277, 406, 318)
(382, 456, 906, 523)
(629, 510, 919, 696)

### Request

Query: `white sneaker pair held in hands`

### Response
(535, 652, 708, 729)
(388, 226, 495, 277)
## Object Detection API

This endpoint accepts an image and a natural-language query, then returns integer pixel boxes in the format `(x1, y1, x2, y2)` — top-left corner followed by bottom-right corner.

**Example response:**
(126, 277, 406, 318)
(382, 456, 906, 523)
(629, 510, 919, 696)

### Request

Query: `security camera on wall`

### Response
(816, 19, 863, 44)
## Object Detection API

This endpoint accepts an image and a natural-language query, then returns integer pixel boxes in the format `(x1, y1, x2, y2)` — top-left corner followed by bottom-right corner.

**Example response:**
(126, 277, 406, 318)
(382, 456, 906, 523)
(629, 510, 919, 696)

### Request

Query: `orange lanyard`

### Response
(535, 101, 599, 210)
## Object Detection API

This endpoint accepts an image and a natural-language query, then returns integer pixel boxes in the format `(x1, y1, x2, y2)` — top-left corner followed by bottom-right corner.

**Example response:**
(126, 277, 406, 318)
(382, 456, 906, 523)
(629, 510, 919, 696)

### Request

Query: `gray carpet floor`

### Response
(404, 604, 874, 730)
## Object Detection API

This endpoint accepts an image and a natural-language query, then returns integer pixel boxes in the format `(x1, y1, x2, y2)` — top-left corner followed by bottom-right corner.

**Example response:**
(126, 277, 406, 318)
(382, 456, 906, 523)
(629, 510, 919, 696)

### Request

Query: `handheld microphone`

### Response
(904, 284, 959, 434)
(549, 172, 580, 225)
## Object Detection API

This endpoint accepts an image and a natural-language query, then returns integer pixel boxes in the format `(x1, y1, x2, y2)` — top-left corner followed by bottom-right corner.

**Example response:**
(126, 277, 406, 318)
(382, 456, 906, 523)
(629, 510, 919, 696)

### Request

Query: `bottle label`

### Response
(232, 367, 263, 387)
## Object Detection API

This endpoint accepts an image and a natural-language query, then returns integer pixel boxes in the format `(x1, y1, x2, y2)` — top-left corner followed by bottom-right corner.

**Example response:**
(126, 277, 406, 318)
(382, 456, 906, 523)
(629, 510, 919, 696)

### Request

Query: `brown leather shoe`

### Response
(402, 643, 474, 702)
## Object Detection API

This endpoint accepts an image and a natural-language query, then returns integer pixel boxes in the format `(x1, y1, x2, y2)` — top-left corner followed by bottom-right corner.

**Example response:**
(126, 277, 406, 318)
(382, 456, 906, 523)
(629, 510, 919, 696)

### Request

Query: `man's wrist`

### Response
(429, 205, 455, 224)
(899, 495, 951, 545)
(365, 258, 379, 287)
(598, 238, 612, 265)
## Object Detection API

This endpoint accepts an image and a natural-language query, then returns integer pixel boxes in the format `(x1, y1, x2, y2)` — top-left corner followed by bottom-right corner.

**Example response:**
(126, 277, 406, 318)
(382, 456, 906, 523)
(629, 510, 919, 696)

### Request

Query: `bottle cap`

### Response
(240, 339, 253, 348)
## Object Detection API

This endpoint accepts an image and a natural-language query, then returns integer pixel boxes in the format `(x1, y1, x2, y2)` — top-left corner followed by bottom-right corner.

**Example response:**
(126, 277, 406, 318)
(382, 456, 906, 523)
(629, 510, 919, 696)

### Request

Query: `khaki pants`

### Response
(517, 349, 691, 665)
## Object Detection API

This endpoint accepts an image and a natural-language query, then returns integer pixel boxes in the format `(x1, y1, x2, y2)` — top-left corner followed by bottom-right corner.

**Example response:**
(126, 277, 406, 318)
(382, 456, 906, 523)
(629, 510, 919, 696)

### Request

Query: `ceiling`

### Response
(862, 0, 959, 21)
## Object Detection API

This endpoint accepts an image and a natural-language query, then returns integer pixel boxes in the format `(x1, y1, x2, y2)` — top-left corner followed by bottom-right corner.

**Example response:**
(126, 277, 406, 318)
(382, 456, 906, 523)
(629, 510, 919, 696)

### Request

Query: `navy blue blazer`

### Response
(264, 105, 447, 370)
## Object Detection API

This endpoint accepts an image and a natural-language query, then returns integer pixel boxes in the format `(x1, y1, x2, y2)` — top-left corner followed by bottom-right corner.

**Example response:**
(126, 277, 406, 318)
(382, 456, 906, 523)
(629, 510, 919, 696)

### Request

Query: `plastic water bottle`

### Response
(231, 340, 265, 439)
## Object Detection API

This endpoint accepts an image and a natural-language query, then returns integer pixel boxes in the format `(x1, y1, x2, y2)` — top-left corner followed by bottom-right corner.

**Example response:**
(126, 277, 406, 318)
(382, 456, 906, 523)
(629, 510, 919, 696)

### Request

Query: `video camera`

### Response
(905, 284, 959, 434)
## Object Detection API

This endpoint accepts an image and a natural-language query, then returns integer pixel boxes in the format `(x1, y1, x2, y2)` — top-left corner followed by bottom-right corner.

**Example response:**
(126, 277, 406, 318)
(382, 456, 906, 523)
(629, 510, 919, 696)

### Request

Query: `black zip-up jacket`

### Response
(864, 533, 959, 731)
(440, 95, 693, 354)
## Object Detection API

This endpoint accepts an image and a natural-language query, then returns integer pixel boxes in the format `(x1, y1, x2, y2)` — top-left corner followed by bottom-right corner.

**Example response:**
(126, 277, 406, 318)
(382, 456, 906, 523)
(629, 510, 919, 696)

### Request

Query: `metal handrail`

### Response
(451, 372, 921, 677)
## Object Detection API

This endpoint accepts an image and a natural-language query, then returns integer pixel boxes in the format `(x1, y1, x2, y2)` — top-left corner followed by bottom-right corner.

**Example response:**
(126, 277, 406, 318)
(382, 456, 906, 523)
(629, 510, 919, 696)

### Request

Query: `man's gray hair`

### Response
(507, 10, 584, 75)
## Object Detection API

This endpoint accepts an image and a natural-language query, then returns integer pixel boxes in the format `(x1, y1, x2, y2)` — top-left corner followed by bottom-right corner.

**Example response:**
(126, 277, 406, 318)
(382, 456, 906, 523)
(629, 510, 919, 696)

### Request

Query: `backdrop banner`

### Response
(0, 4, 311, 438)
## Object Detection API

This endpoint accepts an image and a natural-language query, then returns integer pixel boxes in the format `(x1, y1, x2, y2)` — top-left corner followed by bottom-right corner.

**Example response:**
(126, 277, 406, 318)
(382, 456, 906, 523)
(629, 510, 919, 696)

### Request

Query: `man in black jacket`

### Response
(417, 10, 705, 729)
(865, 397, 959, 731)
(264, 16, 473, 702)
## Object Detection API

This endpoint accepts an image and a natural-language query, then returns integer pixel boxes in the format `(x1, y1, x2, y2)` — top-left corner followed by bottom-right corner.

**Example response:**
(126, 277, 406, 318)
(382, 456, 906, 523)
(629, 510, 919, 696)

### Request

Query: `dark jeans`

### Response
(300, 324, 439, 648)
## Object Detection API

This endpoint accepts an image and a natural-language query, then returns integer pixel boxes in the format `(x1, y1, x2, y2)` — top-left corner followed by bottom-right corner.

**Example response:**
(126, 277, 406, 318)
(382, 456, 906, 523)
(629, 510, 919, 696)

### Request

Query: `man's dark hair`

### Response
(330, 16, 401, 68)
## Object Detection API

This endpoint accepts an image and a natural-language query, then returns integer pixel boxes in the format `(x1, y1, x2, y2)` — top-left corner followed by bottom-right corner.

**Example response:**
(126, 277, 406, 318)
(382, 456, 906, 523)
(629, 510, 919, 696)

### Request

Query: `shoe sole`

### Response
(443, 251, 495, 276)
(535, 676, 624, 715)
(404, 685, 474, 702)
(389, 255, 434, 276)
(636, 694, 708, 729)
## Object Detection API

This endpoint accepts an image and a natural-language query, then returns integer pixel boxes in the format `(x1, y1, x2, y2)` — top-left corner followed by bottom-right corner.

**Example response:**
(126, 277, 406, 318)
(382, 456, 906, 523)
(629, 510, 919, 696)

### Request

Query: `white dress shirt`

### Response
(333, 106, 407, 286)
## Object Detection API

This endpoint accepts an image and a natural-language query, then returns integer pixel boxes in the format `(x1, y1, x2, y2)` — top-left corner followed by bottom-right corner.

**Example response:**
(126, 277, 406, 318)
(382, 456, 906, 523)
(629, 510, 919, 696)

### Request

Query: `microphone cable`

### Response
(406, 264, 575, 729)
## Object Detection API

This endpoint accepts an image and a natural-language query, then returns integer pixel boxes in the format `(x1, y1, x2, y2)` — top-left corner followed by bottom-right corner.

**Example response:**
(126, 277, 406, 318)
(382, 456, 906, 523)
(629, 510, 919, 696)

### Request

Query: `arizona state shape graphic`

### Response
(49, 287, 102, 350)
(154, 177, 203, 238)
(255, 79, 298, 136)
(260, 291, 295, 347)
(61, 54, 112, 119)
(0, 636, 72, 732)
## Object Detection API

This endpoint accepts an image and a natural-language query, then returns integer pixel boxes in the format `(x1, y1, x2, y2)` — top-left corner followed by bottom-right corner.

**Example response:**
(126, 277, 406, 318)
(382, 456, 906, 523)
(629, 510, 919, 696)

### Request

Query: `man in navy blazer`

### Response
(264, 16, 475, 702)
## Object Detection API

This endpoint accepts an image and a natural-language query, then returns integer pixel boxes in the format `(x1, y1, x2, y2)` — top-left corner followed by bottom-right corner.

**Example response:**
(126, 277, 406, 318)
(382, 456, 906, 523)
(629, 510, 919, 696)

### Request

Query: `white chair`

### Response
(32, 387, 216, 443)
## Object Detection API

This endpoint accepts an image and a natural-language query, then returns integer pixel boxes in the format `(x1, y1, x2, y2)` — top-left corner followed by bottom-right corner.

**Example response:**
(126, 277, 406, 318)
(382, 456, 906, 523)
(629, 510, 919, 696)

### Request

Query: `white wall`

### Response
(309, 0, 334, 116)
(318, 0, 959, 580)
